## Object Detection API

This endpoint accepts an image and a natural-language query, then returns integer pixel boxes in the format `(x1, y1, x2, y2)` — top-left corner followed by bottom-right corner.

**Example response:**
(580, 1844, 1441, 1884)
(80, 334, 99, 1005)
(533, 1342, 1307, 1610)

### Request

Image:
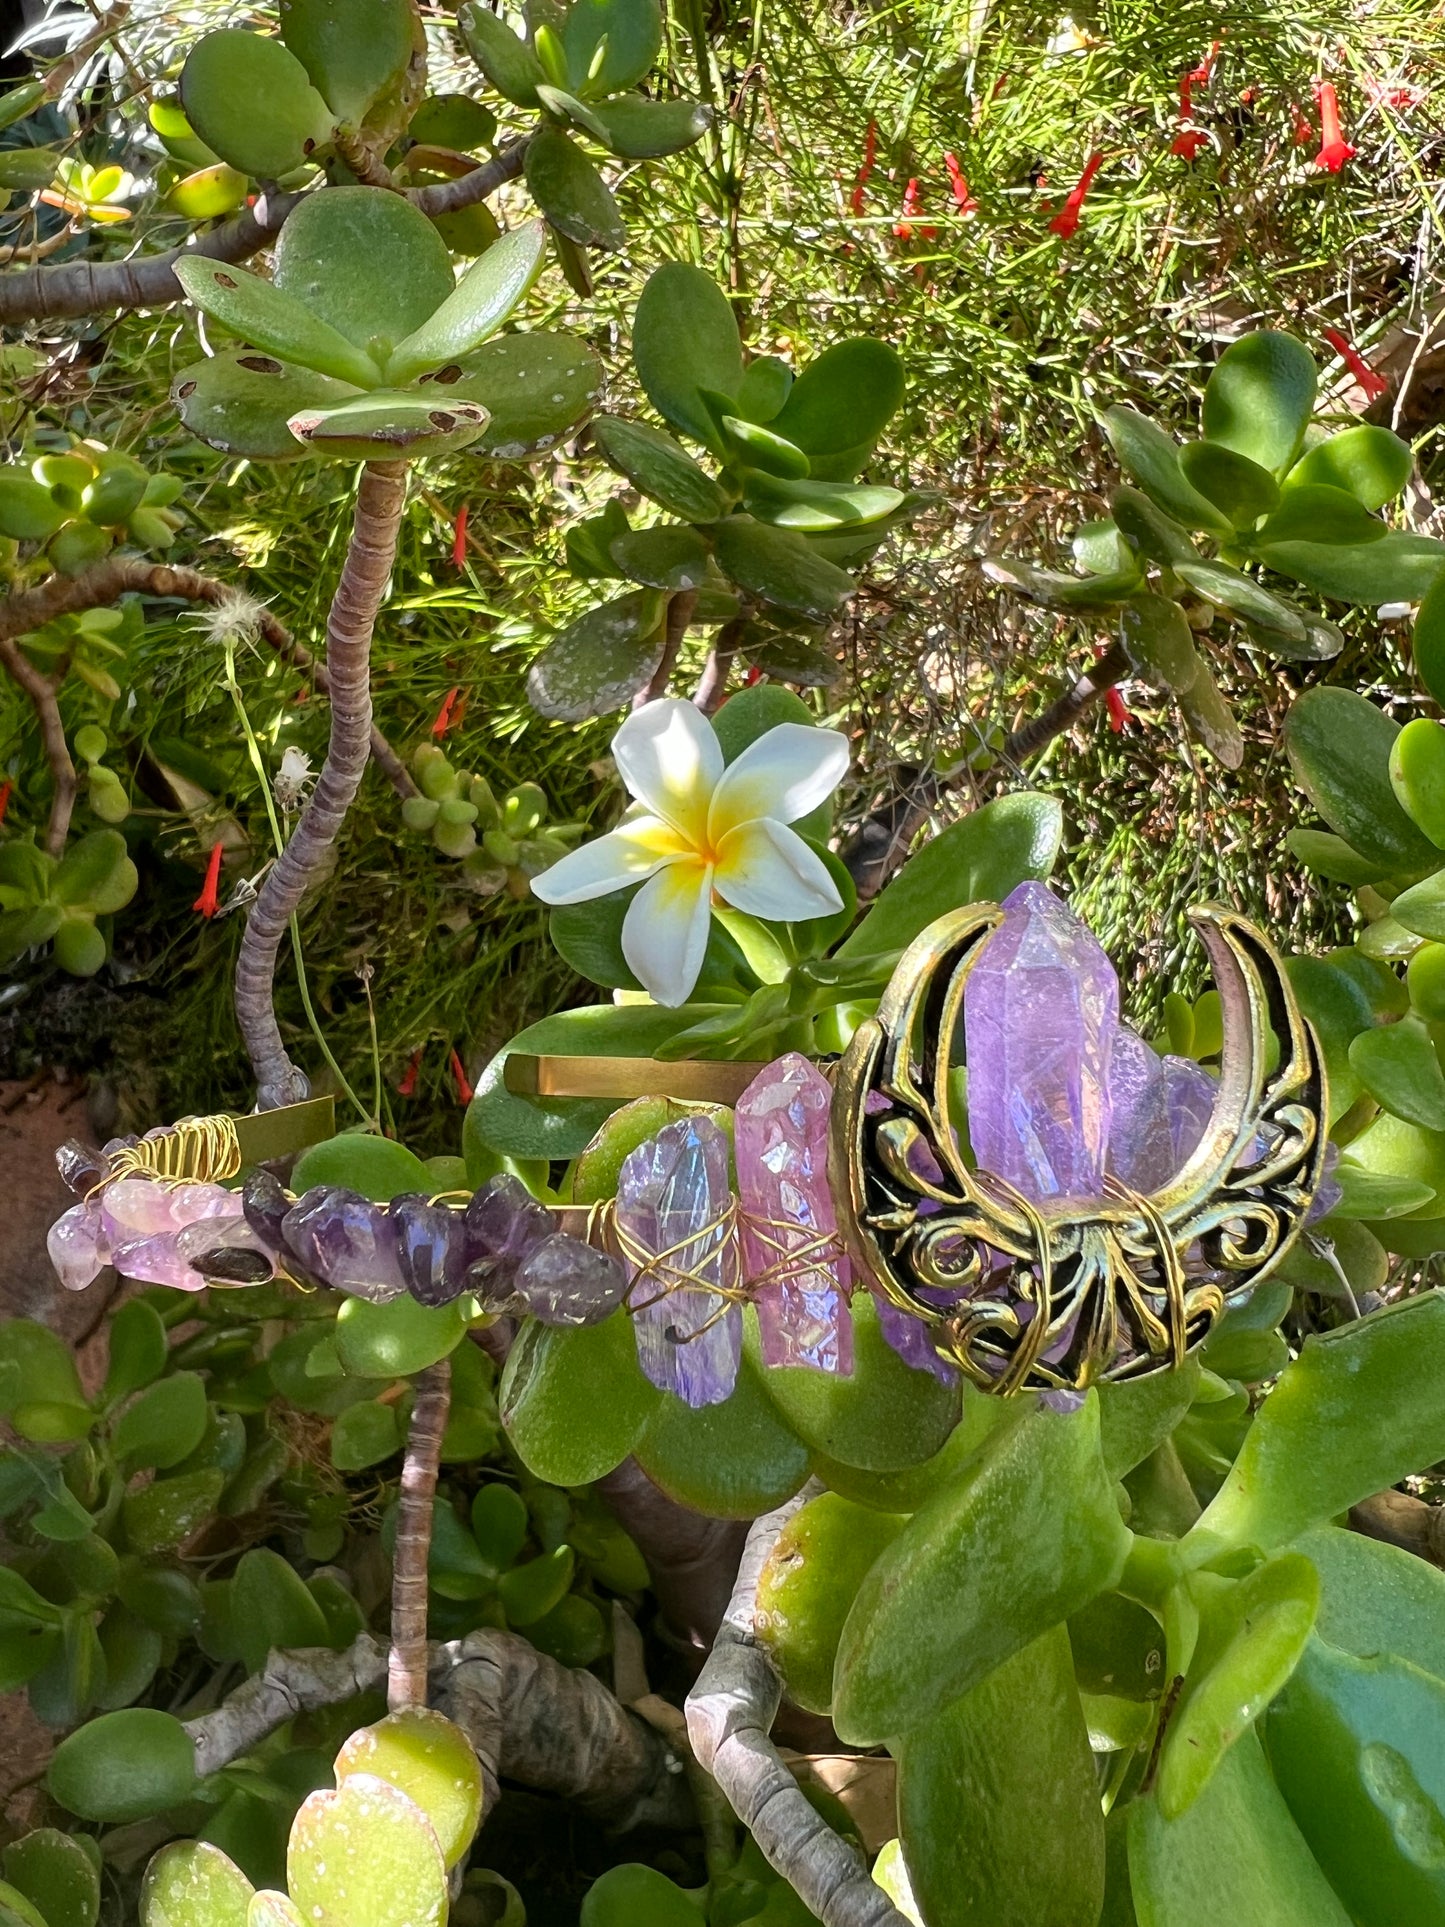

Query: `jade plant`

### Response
(529, 262, 926, 719)
(0, 828, 136, 976)
(403, 750, 584, 898)
(0, 440, 185, 578)
(985, 331, 1445, 767)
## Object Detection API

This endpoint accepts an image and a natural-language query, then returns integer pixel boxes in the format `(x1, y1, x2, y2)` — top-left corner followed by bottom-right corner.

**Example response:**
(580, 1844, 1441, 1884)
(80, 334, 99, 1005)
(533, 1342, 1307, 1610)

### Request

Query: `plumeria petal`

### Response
(714, 818, 844, 923)
(622, 857, 714, 1006)
(612, 699, 722, 847)
(531, 816, 688, 904)
(707, 724, 849, 843)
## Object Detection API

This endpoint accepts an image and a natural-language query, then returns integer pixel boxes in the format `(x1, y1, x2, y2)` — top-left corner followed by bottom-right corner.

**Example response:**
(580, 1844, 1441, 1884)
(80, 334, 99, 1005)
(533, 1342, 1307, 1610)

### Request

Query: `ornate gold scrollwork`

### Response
(827, 903, 1328, 1395)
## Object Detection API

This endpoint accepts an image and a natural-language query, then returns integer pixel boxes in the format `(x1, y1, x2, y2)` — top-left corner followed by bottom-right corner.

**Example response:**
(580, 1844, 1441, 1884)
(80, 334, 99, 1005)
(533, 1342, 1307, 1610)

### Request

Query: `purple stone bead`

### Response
(393, 1195, 470, 1307)
(176, 1212, 277, 1286)
(1106, 1028, 1176, 1193)
(514, 1233, 628, 1326)
(616, 1115, 741, 1408)
(736, 1053, 853, 1375)
(102, 1177, 235, 1250)
(872, 1295, 957, 1385)
(242, 1168, 290, 1250)
(47, 1199, 111, 1292)
(464, 1175, 553, 1272)
(55, 1138, 105, 1197)
(964, 880, 1119, 1204)
(282, 1187, 406, 1302)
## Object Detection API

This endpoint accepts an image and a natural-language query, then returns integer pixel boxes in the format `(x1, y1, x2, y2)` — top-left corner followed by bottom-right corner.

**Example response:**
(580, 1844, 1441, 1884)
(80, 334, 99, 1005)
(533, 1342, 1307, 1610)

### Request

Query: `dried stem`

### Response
(597, 1458, 748, 1648)
(388, 1357, 452, 1712)
(235, 460, 408, 1108)
(0, 633, 75, 855)
(687, 1484, 905, 1927)
(332, 128, 400, 192)
(637, 589, 699, 708)
(693, 615, 747, 715)
(0, 140, 528, 326)
(997, 638, 1129, 765)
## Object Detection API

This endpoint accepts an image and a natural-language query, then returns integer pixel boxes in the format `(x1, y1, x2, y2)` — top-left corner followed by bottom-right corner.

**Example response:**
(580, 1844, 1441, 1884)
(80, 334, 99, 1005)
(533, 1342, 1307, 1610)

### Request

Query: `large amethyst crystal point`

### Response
(736, 1053, 853, 1374)
(1163, 1055, 1218, 1172)
(281, 1187, 406, 1302)
(514, 1233, 628, 1326)
(1106, 1027, 1176, 1194)
(616, 1115, 741, 1408)
(393, 1195, 470, 1307)
(964, 880, 1119, 1204)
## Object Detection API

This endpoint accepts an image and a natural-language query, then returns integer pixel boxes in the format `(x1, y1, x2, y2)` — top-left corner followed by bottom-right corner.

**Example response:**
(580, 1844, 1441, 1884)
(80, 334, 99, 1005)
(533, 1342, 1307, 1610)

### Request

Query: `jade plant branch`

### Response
(388, 1357, 452, 1712)
(233, 459, 408, 1109)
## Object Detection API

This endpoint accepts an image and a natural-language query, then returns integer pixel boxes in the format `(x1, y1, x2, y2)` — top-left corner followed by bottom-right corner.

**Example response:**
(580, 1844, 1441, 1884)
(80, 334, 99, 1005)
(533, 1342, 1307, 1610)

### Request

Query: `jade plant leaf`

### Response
(1100, 406, 1233, 537)
(444, 332, 600, 457)
(1348, 1015, 1445, 1129)
(287, 1776, 447, 1927)
(180, 30, 334, 180)
(385, 220, 548, 382)
(140, 1841, 253, 1927)
(526, 588, 667, 720)
(1201, 331, 1318, 473)
(1177, 440, 1279, 526)
(334, 1295, 468, 1379)
(3, 1830, 100, 1927)
(1172, 557, 1308, 645)
(231, 1548, 331, 1672)
(712, 516, 854, 618)
(756, 1493, 906, 1714)
(633, 262, 744, 454)
(278, 0, 415, 122)
(1298, 1522, 1445, 1679)
(634, 1349, 810, 1517)
(561, 0, 662, 94)
(609, 524, 711, 590)
(1390, 716, 1445, 848)
(549, 92, 710, 157)
(49, 1708, 198, 1822)
(1191, 1293, 1445, 1554)
(832, 1398, 1132, 1744)
(1128, 1731, 1352, 1927)
(719, 413, 810, 477)
(500, 1313, 663, 1483)
(1285, 423, 1413, 510)
(1258, 528, 1445, 605)
(272, 188, 454, 360)
(771, 339, 904, 459)
(984, 554, 1141, 611)
(1120, 593, 1203, 690)
(172, 259, 380, 389)
(291, 1134, 432, 1201)
(525, 126, 627, 250)
(897, 1626, 1104, 1927)
(741, 474, 905, 532)
(1252, 481, 1388, 551)
(172, 353, 356, 462)
(285, 391, 490, 460)
(591, 416, 729, 521)
(334, 1710, 484, 1871)
(169, 164, 249, 219)
(249, 1898, 306, 1927)
(1415, 570, 1445, 710)
(1284, 688, 1442, 874)
(458, 4, 545, 107)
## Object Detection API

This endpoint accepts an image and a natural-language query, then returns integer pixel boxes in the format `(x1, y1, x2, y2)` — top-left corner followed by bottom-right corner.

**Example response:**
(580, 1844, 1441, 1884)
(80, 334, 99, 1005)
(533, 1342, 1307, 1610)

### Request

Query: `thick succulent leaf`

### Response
(1285, 688, 1442, 873)
(591, 415, 728, 521)
(1178, 440, 1279, 527)
(168, 164, 249, 219)
(1200, 331, 1318, 472)
(385, 221, 547, 382)
(3, 1828, 101, 1927)
(172, 353, 357, 461)
(1252, 482, 1387, 551)
(287, 1776, 447, 1927)
(0, 148, 60, 191)
(741, 472, 904, 530)
(756, 1493, 906, 1714)
(608, 524, 711, 589)
(561, 0, 662, 94)
(1073, 518, 1136, 575)
(1257, 529, 1445, 605)
(1120, 594, 1202, 691)
(150, 96, 218, 168)
(49, 1709, 198, 1822)
(525, 126, 626, 250)
(718, 412, 809, 477)
(1173, 558, 1308, 643)
(526, 589, 667, 719)
(272, 187, 454, 359)
(712, 515, 854, 618)
(1349, 1014, 1445, 1130)
(1414, 570, 1445, 710)
(1389, 716, 1445, 849)
(1284, 829, 1387, 886)
(286, 391, 490, 460)
(334, 1709, 483, 1870)
(457, 4, 545, 107)
(1110, 485, 1196, 566)
(180, 31, 333, 180)
(173, 258, 380, 388)
(739, 629, 839, 685)
(632, 261, 743, 453)
(440, 330, 601, 456)
(278, 0, 415, 122)
(140, 1842, 253, 1927)
(410, 95, 497, 150)
(1175, 655, 1244, 769)
(544, 89, 710, 157)
(1286, 423, 1413, 510)
(982, 554, 1141, 610)
(771, 338, 904, 457)
(1100, 405, 1233, 536)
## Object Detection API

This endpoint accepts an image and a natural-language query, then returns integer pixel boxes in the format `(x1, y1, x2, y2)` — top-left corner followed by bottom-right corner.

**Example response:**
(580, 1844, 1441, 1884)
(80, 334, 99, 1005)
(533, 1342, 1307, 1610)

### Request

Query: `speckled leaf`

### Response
(609, 524, 711, 589)
(247, 1897, 305, 1927)
(180, 31, 333, 180)
(172, 353, 355, 462)
(286, 391, 490, 460)
(526, 589, 667, 719)
(756, 1492, 905, 1713)
(287, 1776, 446, 1927)
(525, 126, 626, 250)
(385, 221, 547, 383)
(1120, 594, 1202, 691)
(1175, 656, 1243, 769)
(591, 416, 728, 521)
(272, 187, 454, 360)
(712, 516, 853, 618)
(141, 1842, 252, 1927)
(3, 1829, 100, 1927)
(172, 259, 379, 389)
(334, 1709, 483, 1870)
(443, 331, 601, 457)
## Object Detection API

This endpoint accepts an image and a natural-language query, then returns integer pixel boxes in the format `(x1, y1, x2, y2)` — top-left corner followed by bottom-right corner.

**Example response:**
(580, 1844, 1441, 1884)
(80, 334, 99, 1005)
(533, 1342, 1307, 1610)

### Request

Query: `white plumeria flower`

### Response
(532, 698, 849, 1007)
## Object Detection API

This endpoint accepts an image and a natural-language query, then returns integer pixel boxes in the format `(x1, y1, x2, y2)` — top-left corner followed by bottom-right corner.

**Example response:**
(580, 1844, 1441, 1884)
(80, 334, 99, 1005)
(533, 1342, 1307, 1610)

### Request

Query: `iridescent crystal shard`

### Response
(616, 1115, 741, 1408)
(736, 1053, 852, 1374)
(964, 880, 1119, 1203)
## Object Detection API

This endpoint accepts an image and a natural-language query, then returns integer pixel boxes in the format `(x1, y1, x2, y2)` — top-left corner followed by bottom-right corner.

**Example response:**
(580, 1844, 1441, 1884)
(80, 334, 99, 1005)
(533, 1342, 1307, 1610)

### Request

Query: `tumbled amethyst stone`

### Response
(964, 880, 1118, 1204)
(393, 1195, 470, 1307)
(464, 1175, 553, 1268)
(514, 1232, 628, 1326)
(55, 1137, 106, 1197)
(48, 1199, 111, 1292)
(281, 1186, 405, 1302)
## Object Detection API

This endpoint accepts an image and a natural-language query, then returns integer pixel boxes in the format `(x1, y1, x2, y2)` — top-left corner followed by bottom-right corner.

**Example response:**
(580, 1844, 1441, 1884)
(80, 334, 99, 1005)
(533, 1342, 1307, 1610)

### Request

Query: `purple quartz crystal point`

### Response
(47, 1200, 111, 1292)
(514, 1233, 628, 1326)
(873, 1295, 958, 1385)
(1162, 1055, 1218, 1172)
(1106, 1028, 1176, 1193)
(281, 1187, 406, 1302)
(616, 1115, 741, 1408)
(964, 880, 1119, 1204)
(736, 1053, 853, 1374)
(393, 1195, 470, 1307)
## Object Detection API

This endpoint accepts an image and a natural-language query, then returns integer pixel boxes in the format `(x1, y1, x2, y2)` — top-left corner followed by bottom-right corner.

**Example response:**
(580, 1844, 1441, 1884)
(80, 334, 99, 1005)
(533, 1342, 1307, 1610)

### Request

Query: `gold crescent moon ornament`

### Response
(828, 901, 1329, 1396)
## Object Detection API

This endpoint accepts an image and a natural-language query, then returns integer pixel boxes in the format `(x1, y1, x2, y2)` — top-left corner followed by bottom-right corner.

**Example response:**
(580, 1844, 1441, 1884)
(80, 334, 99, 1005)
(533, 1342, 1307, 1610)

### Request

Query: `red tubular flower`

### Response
(450, 1049, 474, 1105)
(1095, 647, 1133, 732)
(944, 152, 978, 216)
(1313, 81, 1355, 171)
(893, 178, 937, 241)
(1188, 40, 1220, 85)
(432, 685, 461, 739)
(1172, 128, 1209, 160)
(1049, 151, 1103, 238)
(744, 664, 763, 687)
(1322, 327, 1388, 402)
(396, 1047, 422, 1098)
(850, 118, 878, 213)
(0, 779, 10, 827)
(452, 502, 470, 567)
(193, 840, 224, 918)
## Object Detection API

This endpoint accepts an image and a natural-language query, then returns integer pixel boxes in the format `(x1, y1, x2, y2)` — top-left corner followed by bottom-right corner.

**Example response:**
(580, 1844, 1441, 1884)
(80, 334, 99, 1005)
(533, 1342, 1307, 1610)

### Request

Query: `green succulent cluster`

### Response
(171, 194, 599, 466)
(529, 262, 926, 719)
(986, 332, 1445, 769)
(0, 441, 184, 579)
(403, 750, 582, 897)
(0, 829, 137, 977)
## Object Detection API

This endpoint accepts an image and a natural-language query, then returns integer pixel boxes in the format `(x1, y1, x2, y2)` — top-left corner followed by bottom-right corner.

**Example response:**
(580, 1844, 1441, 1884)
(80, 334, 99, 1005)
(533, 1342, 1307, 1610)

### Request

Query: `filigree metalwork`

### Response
(828, 902, 1328, 1395)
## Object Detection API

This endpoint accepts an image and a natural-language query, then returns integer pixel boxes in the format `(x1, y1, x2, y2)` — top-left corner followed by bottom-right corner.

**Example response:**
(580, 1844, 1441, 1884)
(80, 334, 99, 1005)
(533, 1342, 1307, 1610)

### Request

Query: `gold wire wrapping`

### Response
(606, 1195, 749, 1343)
(98, 1114, 243, 1191)
(735, 1210, 849, 1293)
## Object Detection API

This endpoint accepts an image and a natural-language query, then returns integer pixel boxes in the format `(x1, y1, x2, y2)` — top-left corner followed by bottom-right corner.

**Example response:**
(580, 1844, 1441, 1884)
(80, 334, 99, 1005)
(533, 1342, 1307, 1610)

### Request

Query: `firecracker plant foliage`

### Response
(3, 4, 1445, 1927)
